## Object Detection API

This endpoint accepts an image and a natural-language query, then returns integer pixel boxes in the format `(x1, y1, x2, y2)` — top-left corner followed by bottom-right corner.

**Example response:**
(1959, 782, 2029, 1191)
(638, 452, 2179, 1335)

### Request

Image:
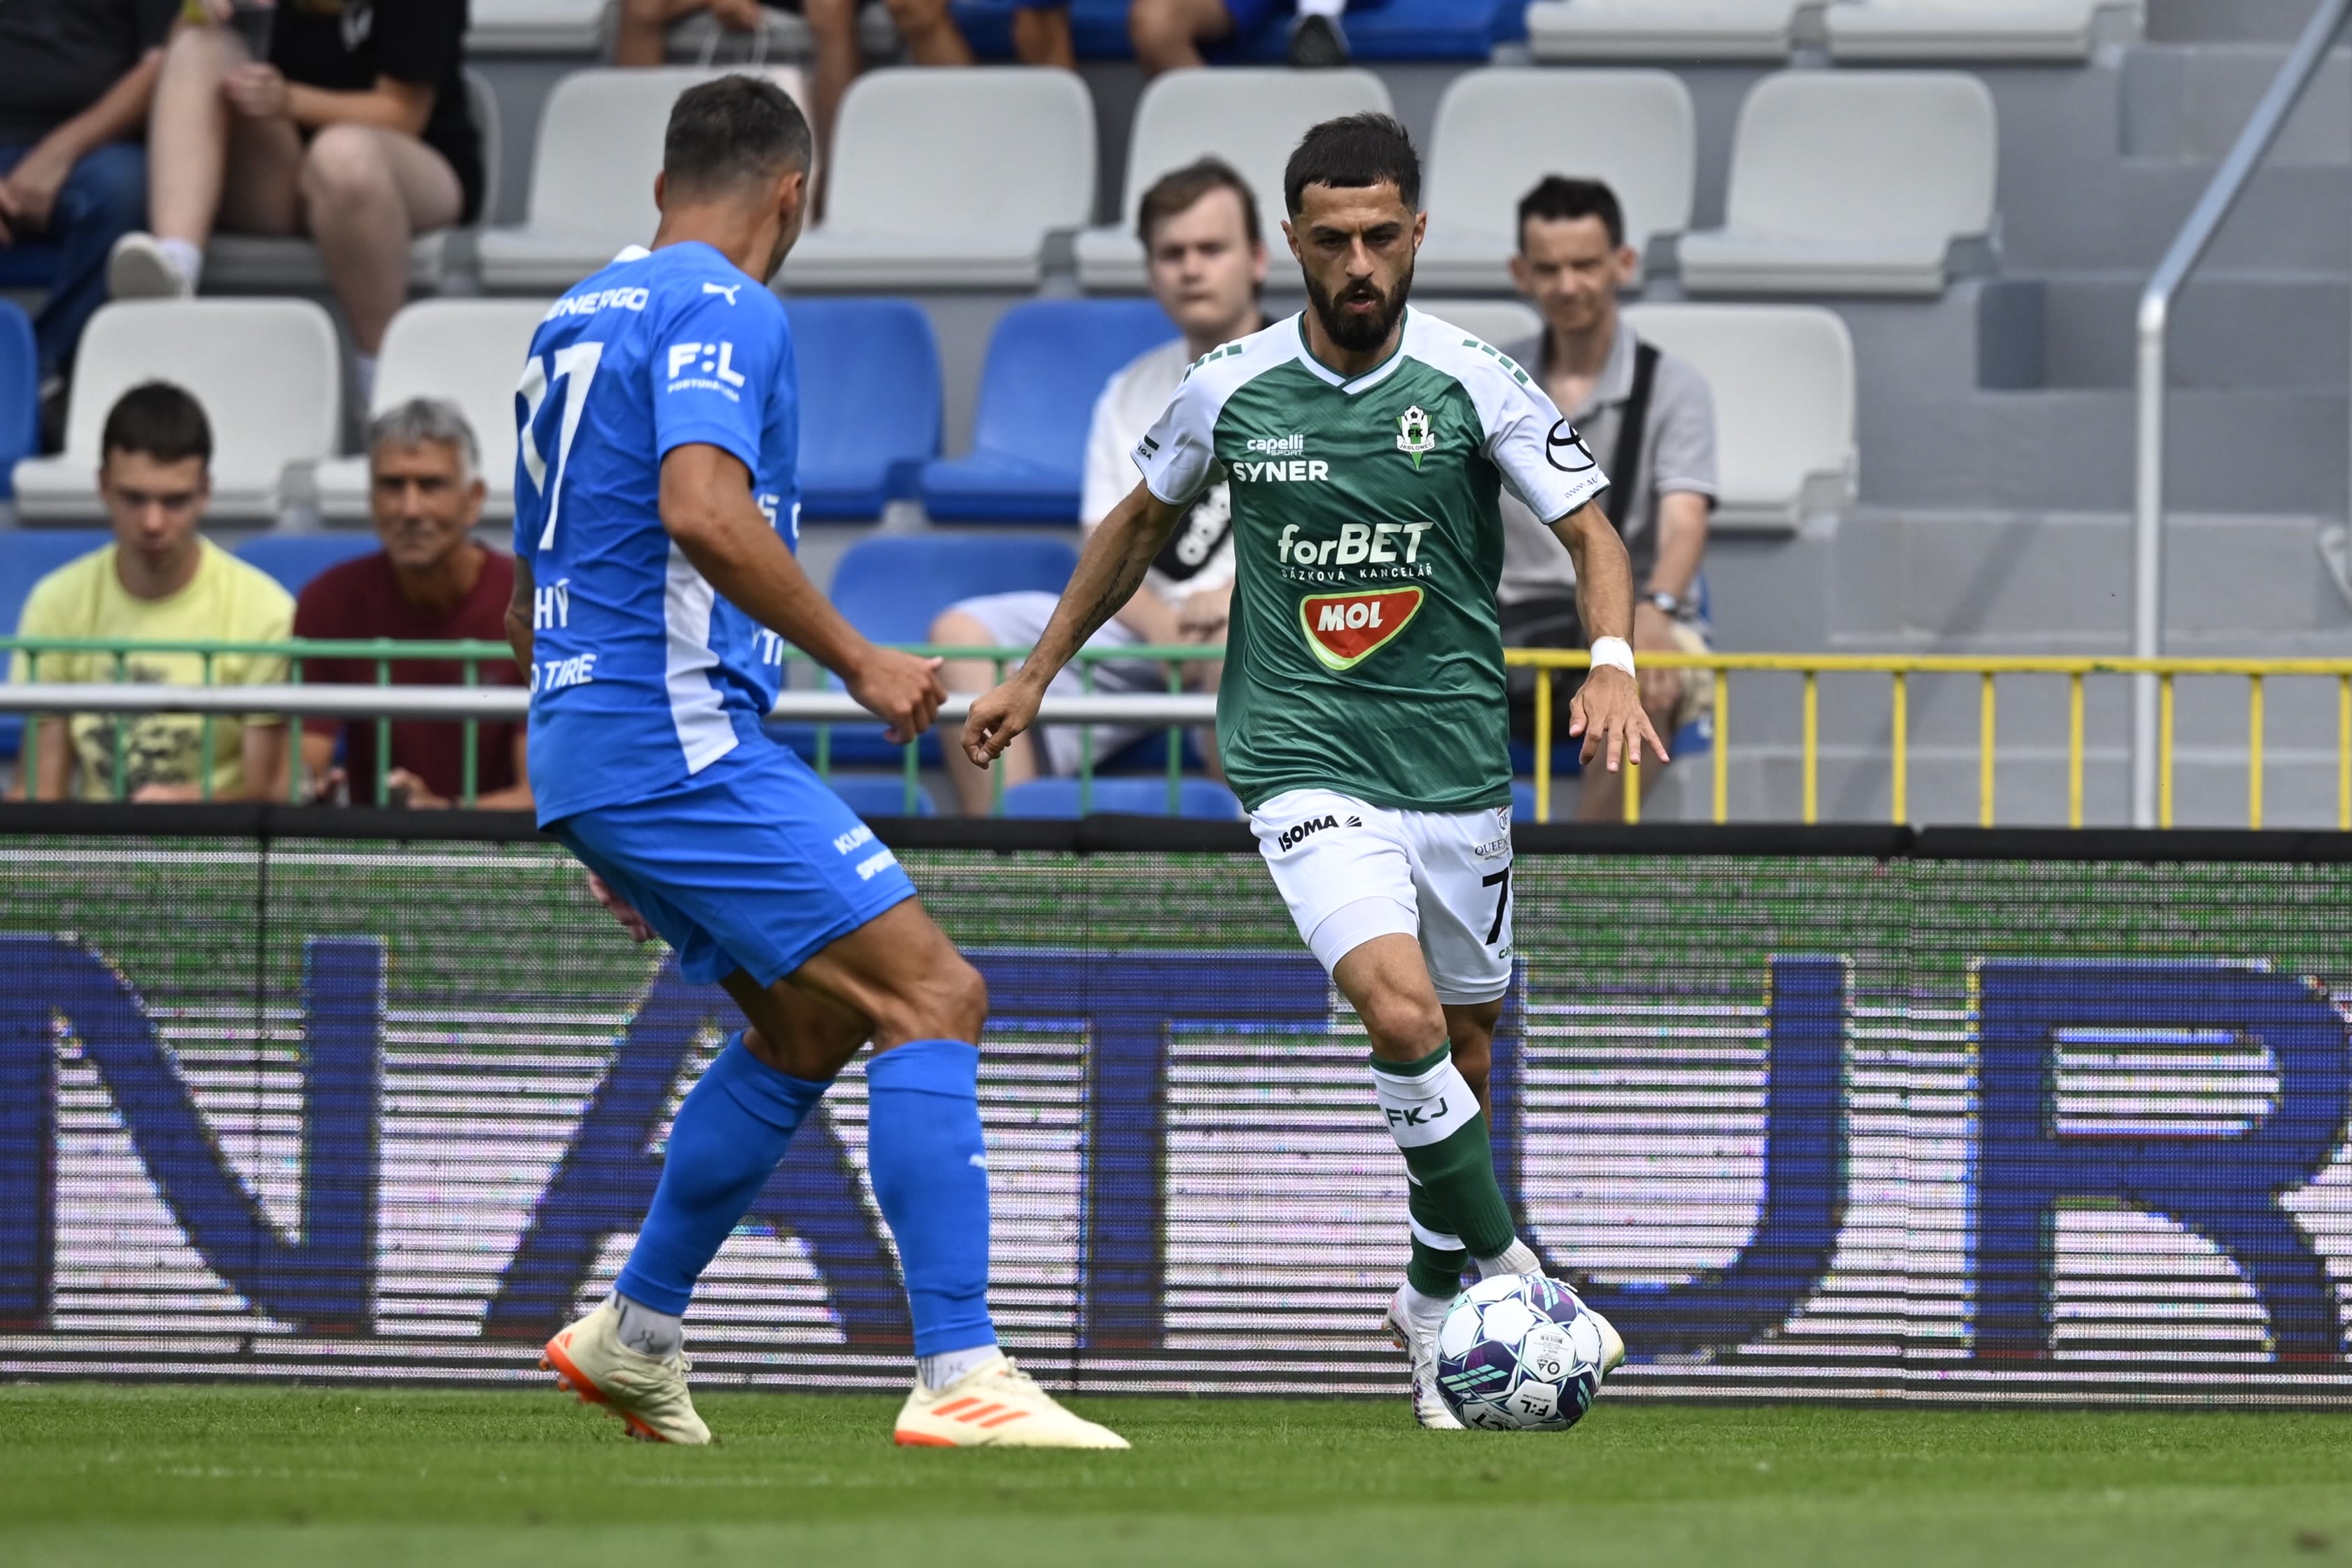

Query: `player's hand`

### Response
(962, 675, 1043, 769)
(1568, 665, 1668, 775)
(846, 647, 946, 744)
(586, 871, 656, 943)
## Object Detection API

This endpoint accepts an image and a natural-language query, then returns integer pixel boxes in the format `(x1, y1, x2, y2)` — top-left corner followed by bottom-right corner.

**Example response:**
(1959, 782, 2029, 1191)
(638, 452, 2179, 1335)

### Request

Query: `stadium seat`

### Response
(998, 776, 1242, 819)
(784, 299, 941, 520)
(1074, 68, 1393, 293)
(1418, 299, 1541, 351)
(1622, 303, 1856, 531)
(769, 532, 1080, 767)
(1825, 0, 2141, 62)
(465, 0, 608, 53)
(1525, 0, 1813, 61)
(1677, 72, 1998, 298)
(231, 534, 384, 596)
(202, 71, 500, 295)
(0, 301, 36, 503)
(822, 773, 938, 817)
(0, 528, 112, 760)
(783, 69, 1094, 290)
(917, 300, 1177, 524)
(829, 533, 1078, 644)
(315, 300, 553, 525)
(11, 300, 342, 524)
(1419, 69, 1695, 293)
(477, 69, 756, 293)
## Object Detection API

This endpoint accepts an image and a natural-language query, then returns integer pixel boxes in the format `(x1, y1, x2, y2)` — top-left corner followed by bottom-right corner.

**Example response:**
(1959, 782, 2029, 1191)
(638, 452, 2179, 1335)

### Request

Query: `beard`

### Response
(1306, 259, 1413, 354)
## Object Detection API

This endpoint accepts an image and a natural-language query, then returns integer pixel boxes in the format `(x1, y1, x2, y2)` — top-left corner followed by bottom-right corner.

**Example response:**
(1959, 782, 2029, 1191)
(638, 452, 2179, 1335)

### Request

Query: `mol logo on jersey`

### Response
(1298, 587, 1424, 671)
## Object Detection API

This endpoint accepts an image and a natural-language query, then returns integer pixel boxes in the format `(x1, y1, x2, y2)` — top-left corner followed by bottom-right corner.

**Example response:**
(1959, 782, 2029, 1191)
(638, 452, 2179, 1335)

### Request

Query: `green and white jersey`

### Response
(1133, 307, 1606, 813)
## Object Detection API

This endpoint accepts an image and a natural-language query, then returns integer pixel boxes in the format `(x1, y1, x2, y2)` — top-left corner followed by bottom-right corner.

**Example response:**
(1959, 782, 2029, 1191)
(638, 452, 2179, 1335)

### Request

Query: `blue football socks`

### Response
(864, 1039, 998, 1362)
(615, 1032, 828, 1320)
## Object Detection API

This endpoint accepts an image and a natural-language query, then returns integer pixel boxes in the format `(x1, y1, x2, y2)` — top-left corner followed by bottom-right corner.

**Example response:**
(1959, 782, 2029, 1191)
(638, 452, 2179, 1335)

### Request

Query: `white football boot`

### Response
(540, 1298, 712, 1445)
(893, 1352, 1129, 1448)
(1384, 1287, 1464, 1431)
(1579, 1295, 1628, 1376)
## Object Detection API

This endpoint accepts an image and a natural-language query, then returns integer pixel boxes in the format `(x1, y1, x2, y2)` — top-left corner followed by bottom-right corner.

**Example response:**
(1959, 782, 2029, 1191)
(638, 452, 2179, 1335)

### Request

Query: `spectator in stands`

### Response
(1130, 0, 1350, 74)
(6, 382, 291, 802)
(293, 399, 530, 810)
(611, 1, 1070, 203)
(0, 0, 174, 436)
(930, 159, 1265, 814)
(1502, 176, 1716, 821)
(106, 0, 484, 408)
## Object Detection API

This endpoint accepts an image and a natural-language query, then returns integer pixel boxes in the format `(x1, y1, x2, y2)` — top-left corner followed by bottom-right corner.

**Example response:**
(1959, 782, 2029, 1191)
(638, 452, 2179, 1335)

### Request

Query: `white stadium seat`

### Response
(11, 300, 340, 524)
(1416, 300, 1542, 352)
(313, 300, 552, 526)
(476, 68, 801, 293)
(1825, 0, 2141, 63)
(1074, 68, 1392, 293)
(202, 71, 500, 296)
(1525, 0, 1816, 62)
(784, 69, 1095, 290)
(466, 0, 608, 55)
(1676, 71, 1997, 298)
(1420, 69, 1695, 293)
(1622, 302, 1856, 531)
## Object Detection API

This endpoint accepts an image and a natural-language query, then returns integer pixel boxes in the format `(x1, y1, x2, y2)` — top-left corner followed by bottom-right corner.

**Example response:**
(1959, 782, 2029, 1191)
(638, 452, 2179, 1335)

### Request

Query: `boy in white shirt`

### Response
(931, 159, 1268, 813)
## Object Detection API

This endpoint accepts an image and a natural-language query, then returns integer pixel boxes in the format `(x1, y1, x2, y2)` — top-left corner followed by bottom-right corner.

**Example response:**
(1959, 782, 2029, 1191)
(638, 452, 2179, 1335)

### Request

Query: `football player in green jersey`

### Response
(965, 113, 1662, 1427)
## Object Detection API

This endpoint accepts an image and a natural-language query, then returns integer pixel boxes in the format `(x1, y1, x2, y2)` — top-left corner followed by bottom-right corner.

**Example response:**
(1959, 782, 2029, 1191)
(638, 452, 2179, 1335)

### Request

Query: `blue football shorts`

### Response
(547, 741, 918, 988)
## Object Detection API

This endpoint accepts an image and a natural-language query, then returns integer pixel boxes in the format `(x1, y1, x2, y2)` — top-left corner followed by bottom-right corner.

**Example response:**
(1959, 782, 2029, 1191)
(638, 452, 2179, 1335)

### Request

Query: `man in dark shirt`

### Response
(0, 0, 174, 412)
(108, 0, 482, 407)
(293, 399, 529, 810)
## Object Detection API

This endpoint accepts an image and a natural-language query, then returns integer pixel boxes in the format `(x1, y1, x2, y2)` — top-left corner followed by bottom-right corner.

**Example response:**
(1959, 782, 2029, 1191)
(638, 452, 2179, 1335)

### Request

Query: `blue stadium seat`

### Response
(771, 533, 1081, 766)
(0, 300, 38, 502)
(230, 534, 382, 596)
(784, 298, 941, 522)
(0, 528, 113, 760)
(917, 300, 1176, 524)
(950, 0, 1521, 60)
(1000, 776, 1242, 819)
(823, 772, 938, 817)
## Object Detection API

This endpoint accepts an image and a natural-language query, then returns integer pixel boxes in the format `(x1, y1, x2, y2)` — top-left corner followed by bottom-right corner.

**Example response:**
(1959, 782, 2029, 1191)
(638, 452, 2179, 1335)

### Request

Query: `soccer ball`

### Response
(1434, 1273, 1606, 1432)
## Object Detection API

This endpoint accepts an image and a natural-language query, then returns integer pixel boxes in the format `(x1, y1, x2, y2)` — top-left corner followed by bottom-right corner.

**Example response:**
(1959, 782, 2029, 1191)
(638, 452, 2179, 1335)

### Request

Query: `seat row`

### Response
(1, 293, 1857, 533)
(1527, 0, 2141, 63)
(188, 63, 1997, 302)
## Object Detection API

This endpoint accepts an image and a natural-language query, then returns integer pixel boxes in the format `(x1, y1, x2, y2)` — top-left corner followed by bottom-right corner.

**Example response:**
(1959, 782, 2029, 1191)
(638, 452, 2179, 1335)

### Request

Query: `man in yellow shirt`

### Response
(8, 382, 292, 801)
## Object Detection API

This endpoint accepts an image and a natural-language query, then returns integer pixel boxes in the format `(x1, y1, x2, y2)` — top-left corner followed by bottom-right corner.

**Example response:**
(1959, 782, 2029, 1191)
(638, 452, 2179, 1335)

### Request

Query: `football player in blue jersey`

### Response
(507, 74, 1124, 1450)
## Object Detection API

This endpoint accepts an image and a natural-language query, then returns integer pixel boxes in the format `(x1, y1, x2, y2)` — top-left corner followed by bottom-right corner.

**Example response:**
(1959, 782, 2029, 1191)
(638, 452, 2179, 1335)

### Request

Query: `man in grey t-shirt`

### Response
(1502, 175, 1717, 820)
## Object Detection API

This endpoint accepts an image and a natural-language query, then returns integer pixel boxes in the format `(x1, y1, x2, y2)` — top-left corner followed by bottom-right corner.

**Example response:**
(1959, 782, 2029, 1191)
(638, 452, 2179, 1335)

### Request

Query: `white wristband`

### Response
(1588, 636, 1635, 678)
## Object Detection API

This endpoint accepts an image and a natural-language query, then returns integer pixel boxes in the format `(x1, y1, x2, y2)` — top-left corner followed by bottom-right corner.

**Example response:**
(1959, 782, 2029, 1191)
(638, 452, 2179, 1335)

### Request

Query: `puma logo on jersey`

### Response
(1278, 815, 1340, 852)
(1298, 587, 1425, 671)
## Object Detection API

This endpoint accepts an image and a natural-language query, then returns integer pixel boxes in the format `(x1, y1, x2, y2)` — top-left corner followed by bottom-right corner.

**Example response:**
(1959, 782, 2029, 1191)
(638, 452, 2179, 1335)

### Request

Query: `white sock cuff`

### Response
(1477, 1239, 1542, 1278)
(1371, 1051, 1477, 1149)
(157, 237, 203, 289)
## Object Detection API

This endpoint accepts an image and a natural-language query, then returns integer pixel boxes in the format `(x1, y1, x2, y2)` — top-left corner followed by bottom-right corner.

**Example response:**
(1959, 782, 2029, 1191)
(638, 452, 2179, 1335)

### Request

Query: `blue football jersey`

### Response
(513, 241, 802, 824)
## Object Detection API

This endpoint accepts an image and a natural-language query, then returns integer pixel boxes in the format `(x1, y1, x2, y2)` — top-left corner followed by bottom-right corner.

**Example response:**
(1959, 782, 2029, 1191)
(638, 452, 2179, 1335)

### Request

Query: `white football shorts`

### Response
(1248, 788, 1515, 1006)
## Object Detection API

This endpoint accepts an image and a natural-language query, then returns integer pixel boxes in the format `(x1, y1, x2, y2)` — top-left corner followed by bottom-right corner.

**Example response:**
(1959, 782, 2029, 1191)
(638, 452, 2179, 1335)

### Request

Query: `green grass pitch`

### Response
(4, 1389, 2351, 1567)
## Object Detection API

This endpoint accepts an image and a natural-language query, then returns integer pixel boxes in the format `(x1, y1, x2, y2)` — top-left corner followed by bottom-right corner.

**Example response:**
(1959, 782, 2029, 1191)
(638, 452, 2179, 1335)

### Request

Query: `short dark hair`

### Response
(1283, 112, 1421, 216)
(1137, 157, 1263, 249)
(101, 382, 211, 468)
(1517, 176, 1625, 251)
(663, 74, 812, 199)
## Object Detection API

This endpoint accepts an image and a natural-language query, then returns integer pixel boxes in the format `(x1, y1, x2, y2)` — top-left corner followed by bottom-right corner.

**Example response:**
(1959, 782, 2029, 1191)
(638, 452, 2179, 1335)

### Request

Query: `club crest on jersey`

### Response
(1298, 587, 1424, 671)
(1396, 406, 1436, 470)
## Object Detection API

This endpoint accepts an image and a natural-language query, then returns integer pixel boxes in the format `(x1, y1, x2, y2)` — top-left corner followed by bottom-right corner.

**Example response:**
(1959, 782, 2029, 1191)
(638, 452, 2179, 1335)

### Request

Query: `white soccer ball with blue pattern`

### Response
(1434, 1273, 1606, 1432)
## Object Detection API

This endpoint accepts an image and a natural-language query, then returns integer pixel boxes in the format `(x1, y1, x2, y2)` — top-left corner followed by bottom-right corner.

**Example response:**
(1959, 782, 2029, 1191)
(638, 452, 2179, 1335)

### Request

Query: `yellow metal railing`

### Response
(1511, 650, 2352, 830)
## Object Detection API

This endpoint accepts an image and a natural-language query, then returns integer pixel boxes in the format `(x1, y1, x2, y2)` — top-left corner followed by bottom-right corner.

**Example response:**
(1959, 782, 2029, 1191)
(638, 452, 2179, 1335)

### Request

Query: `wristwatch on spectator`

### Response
(1644, 589, 1686, 619)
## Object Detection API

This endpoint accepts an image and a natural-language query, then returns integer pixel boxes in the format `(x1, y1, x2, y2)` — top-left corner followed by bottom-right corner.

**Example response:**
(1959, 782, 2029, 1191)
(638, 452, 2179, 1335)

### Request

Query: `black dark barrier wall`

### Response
(3, 807, 2350, 1402)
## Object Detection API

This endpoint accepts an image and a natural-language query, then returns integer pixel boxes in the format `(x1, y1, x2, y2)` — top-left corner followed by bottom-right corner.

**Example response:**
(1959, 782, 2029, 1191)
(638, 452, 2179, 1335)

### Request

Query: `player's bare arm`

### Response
(1550, 498, 1667, 774)
(505, 552, 535, 671)
(659, 441, 944, 743)
(960, 478, 1189, 767)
